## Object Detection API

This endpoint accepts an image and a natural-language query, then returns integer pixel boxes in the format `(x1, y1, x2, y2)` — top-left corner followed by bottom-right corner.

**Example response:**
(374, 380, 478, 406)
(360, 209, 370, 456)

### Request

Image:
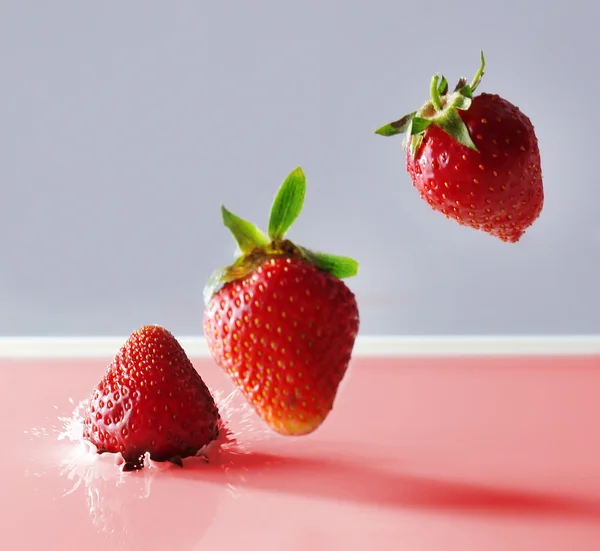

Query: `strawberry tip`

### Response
(122, 460, 144, 472)
(167, 455, 184, 468)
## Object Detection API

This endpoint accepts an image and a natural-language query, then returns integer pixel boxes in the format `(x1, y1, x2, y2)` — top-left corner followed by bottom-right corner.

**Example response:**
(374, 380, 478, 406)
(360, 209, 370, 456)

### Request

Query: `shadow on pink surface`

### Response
(50, 434, 600, 551)
(59, 441, 600, 551)
(54, 384, 600, 538)
(173, 448, 600, 520)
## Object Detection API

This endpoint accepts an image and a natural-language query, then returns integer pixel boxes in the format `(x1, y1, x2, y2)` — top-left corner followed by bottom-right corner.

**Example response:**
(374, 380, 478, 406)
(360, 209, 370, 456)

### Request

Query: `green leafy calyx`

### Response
(268, 167, 306, 241)
(375, 51, 486, 157)
(204, 167, 359, 303)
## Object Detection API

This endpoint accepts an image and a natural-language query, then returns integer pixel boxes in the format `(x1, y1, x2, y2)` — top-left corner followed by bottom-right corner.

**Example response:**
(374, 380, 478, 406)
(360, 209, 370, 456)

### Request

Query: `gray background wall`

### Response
(1, 0, 598, 336)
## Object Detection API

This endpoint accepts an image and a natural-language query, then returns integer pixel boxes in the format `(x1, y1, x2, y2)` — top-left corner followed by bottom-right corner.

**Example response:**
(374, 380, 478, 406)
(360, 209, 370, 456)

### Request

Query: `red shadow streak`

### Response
(171, 451, 600, 520)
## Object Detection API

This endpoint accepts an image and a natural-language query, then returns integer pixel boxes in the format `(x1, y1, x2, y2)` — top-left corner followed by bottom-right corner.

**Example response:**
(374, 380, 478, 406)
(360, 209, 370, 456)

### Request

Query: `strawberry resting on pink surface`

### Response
(376, 52, 544, 243)
(82, 325, 220, 471)
(203, 167, 360, 436)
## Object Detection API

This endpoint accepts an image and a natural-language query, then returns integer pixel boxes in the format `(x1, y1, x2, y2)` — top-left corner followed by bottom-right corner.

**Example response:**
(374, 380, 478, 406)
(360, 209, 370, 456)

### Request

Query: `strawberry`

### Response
(82, 325, 220, 471)
(376, 52, 543, 243)
(203, 167, 360, 436)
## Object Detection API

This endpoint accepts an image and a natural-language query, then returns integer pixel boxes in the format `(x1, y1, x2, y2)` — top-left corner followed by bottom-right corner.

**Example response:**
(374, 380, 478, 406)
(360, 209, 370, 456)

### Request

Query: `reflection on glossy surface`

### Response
(59, 450, 221, 551)
(53, 390, 266, 550)
(3, 356, 600, 550)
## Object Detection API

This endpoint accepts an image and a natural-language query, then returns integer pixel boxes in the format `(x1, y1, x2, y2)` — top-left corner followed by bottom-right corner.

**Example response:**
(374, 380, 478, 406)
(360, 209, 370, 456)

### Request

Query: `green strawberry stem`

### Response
(430, 74, 444, 111)
(470, 52, 485, 91)
(375, 51, 486, 156)
(204, 167, 359, 304)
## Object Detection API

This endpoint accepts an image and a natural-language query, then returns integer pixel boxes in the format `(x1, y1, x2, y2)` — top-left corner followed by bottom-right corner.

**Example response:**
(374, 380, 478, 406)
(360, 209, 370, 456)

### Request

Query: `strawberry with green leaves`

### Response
(203, 167, 359, 436)
(377, 52, 544, 243)
(82, 325, 220, 471)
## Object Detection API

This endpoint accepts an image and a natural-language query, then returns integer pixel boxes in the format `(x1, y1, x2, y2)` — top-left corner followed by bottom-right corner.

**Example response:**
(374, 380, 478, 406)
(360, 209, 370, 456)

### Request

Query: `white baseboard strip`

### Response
(0, 335, 599, 359)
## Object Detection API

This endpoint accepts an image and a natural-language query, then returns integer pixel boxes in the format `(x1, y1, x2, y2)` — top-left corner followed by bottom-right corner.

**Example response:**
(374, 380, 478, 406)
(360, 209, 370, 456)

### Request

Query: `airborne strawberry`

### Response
(82, 325, 220, 471)
(203, 167, 360, 436)
(376, 52, 543, 243)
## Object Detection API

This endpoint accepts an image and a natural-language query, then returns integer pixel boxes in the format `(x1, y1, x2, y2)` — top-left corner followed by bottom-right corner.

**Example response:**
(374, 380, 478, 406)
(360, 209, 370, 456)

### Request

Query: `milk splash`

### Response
(56, 387, 272, 494)
(48, 388, 274, 547)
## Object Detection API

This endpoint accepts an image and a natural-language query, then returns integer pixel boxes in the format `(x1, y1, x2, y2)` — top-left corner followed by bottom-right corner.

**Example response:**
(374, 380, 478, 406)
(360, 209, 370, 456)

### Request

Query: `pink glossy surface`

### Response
(2, 355, 600, 550)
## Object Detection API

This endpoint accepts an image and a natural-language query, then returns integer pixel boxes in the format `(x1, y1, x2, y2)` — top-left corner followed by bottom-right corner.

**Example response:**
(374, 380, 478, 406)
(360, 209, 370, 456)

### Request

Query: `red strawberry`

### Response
(82, 325, 220, 471)
(203, 167, 359, 436)
(376, 52, 543, 243)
